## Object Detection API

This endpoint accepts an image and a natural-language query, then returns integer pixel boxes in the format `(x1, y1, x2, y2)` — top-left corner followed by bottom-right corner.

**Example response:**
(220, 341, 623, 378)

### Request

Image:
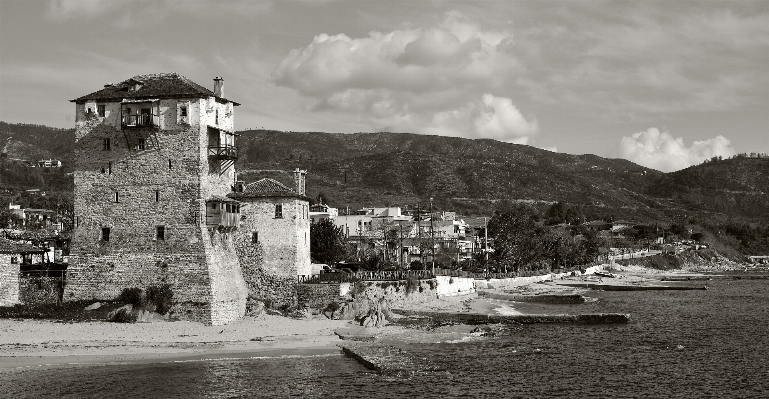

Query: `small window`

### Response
(168, 159, 172, 169)
(101, 227, 110, 242)
(275, 204, 283, 218)
(155, 190, 159, 202)
(156, 226, 165, 241)
(215, 109, 219, 125)
(108, 162, 112, 175)
(11, 256, 18, 264)
(136, 138, 145, 151)
(103, 138, 111, 151)
(97, 104, 106, 117)
(180, 106, 187, 117)
(252, 231, 258, 243)
(114, 191, 119, 203)
(210, 203, 218, 210)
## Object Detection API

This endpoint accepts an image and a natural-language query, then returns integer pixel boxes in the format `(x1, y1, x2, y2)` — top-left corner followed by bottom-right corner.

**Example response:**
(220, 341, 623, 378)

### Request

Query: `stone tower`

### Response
(65, 73, 247, 325)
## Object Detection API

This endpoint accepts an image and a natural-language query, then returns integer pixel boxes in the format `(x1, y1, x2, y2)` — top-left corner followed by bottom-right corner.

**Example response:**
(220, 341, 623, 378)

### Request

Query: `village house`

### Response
(228, 170, 311, 309)
(65, 73, 247, 325)
(0, 238, 46, 306)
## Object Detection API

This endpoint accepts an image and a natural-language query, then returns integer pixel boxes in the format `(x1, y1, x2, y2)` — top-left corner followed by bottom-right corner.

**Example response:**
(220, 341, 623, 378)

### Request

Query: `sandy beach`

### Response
(0, 314, 353, 371)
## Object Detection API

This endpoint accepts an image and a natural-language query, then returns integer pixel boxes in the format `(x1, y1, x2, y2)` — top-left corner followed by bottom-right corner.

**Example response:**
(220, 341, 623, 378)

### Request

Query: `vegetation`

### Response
(310, 218, 349, 265)
(487, 204, 601, 273)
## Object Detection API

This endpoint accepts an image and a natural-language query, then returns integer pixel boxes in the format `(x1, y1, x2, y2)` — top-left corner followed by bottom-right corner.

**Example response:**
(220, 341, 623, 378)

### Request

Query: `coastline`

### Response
(2, 264, 754, 372)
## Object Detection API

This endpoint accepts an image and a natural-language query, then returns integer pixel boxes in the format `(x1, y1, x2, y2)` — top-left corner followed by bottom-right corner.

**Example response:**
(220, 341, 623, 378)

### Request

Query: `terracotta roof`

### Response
(0, 238, 46, 254)
(228, 178, 308, 200)
(70, 72, 240, 105)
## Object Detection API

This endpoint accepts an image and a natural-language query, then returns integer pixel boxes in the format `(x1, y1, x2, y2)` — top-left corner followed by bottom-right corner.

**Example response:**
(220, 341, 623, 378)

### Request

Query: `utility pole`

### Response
(430, 197, 435, 275)
(484, 217, 488, 263)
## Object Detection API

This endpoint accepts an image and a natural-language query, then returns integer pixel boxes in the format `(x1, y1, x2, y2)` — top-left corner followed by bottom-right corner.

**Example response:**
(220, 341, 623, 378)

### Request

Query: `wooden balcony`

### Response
(122, 113, 157, 128)
(208, 145, 238, 161)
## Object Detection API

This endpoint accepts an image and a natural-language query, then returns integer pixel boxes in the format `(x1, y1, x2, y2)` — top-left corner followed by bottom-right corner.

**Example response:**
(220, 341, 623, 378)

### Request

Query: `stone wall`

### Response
(236, 197, 310, 277)
(473, 264, 606, 290)
(298, 279, 439, 311)
(0, 254, 19, 305)
(435, 275, 476, 297)
(19, 276, 63, 305)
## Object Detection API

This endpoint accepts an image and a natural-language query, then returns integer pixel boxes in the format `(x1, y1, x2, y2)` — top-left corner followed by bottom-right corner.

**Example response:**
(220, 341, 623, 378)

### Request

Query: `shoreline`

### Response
(2, 265, 756, 372)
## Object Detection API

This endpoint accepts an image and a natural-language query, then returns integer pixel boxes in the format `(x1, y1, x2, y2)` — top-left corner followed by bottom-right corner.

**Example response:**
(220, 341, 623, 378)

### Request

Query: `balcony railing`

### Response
(208, 145, 238, 161)
(122, 113, 157, 128)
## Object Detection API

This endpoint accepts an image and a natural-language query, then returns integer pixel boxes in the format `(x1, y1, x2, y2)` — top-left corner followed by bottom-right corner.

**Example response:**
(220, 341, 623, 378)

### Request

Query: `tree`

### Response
(487, 205, 545, 273)
(310, 219, 348, 265)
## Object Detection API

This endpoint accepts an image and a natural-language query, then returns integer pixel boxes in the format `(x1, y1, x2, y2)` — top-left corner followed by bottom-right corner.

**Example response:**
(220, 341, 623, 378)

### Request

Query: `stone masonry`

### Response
(64, 73, 247, 325)
(230, 176, 311, 309)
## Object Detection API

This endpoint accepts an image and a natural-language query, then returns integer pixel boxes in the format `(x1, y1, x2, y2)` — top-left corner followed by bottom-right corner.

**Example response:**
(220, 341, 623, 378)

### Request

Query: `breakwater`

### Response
(558, 283, 707, 291)
(392, 309, 630, 324)
(479, 291, 587, 304)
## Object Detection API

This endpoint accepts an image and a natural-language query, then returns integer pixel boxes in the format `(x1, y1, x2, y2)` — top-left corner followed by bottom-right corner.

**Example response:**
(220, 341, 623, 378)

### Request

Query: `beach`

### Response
(0, 265, 743, 371)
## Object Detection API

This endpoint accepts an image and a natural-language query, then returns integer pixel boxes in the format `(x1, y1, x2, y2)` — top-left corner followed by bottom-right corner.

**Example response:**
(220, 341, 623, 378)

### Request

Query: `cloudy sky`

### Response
(1, 0, 767, 172)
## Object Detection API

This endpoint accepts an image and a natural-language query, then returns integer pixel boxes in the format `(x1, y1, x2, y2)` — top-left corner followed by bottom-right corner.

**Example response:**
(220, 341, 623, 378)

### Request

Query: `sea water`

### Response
(2, 277, 768, 399)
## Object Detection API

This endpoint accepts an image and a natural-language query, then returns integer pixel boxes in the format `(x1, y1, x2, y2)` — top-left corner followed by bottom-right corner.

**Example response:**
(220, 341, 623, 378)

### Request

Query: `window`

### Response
(275, 204, 283, 218)
(180, 106, 187, 117)
(108, 162, 112, 175)
(156, 226, 165, 241)
(210, 203, 218, 210)
(155, 190, 159, 202)
(101, 227, 110, 242)
(136, 138, 145, 151)
(103, 138, 111, 151)
(215, 109, 219, 125)
(114, 191, 119, 203)
(97, 104, 106, 117)
(168, 159, 172, 170)
(252, 231, 258, 243)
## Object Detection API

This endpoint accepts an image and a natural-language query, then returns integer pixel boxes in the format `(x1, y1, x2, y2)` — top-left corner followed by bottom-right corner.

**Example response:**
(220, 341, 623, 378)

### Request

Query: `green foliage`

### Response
(310, 218, 349, 265)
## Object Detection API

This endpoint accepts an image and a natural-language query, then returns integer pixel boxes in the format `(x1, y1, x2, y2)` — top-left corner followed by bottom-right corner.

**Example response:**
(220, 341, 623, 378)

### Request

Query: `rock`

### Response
(84, 302, 102, 311)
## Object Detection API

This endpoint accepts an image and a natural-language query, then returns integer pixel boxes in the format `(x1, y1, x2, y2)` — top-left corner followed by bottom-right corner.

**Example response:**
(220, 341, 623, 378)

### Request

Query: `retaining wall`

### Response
(474, 264, 606, 290)
(434, 276, 475, 297)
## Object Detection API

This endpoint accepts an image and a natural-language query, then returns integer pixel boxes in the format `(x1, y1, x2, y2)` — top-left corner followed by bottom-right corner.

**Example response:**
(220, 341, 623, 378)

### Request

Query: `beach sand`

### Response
(0, 314, 353, 371)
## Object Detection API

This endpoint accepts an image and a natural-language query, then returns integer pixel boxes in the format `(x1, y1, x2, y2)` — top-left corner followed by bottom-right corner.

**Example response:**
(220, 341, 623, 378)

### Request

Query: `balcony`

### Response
(208, 145, 238, 161)
(122, 113, 157, 128)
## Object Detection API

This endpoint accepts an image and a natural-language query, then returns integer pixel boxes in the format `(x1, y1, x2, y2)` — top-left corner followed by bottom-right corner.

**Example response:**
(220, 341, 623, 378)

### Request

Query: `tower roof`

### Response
(228, 178, 308, 200)
(70, 72, 240, 105)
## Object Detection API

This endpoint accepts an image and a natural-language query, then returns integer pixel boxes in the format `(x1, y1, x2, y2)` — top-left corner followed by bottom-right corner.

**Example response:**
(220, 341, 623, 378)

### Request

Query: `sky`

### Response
(1, 0, 767, 172)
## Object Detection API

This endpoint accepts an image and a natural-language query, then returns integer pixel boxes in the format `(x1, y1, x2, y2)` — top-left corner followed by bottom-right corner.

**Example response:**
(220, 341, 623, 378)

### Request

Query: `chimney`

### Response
(292, 168, 306, 196)
(235, 180, 245, 193)
(213, 76, 224, 97)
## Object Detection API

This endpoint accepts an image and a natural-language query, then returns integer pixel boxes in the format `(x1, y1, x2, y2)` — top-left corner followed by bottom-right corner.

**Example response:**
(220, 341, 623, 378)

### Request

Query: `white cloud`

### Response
(272, 12, 537, 142)
(617, 128, 736, 172)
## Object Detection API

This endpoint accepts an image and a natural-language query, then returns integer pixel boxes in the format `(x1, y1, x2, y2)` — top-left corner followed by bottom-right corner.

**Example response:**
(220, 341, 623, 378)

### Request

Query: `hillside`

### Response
(647, 156, 769, 220)
(236, 130, 672, 220)
(0, 122, 75, 168)
(0, 122, 766, 227)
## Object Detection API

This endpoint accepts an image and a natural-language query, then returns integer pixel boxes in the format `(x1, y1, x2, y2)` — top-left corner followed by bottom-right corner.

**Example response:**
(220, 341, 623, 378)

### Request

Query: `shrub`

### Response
(405, 277, 419, 295)
(110, 307, 137, 323)
(119, 287, 143, 306)
(323, 301, 341, 313)
(145, 284, 173, 315)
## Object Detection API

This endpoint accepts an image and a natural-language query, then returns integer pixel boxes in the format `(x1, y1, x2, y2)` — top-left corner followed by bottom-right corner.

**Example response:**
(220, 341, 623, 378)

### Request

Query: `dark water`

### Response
(2, 278, 769, 398)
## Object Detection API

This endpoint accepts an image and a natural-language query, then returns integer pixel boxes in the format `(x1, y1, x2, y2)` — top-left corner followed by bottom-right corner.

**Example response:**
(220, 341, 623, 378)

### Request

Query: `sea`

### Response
(1, 276, 768, 399)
